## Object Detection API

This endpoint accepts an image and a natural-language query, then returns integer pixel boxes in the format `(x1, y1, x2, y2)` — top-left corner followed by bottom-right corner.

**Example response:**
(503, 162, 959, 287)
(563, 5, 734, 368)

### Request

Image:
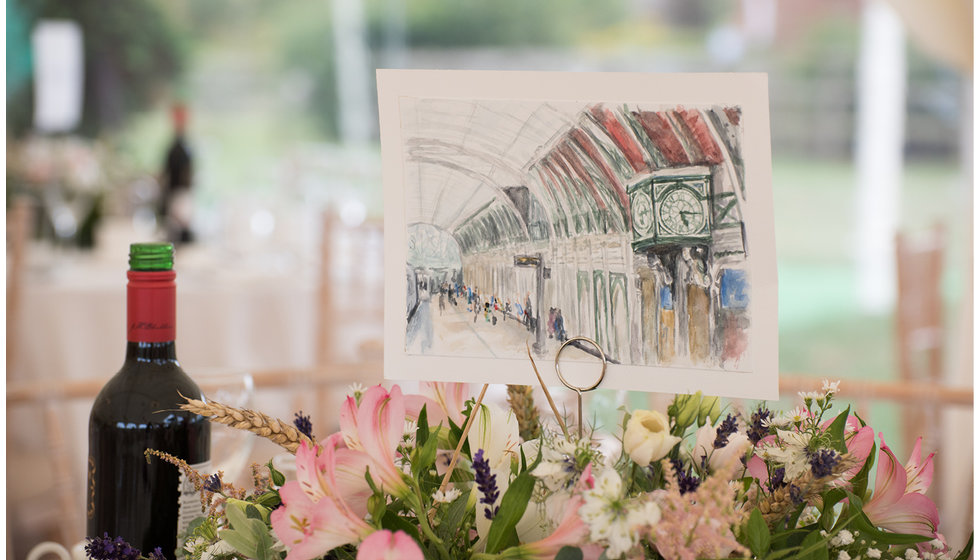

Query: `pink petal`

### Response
(340, 395, 362, 449)
(294, 439, 331, 501)
(867, 492, 940, 537)
(271, 482, 373, 560)
(869, 434, 907, 508)
(404, 394, 449, 429)
(745, 455, 769, 486)
(356, 385, 409, 495)
(428, 381, 469, 426)
(904, 437, 935, 495)
(357, 530, 424, 560)
(839, 425, 874, 481)
(519, 495, 589, 559)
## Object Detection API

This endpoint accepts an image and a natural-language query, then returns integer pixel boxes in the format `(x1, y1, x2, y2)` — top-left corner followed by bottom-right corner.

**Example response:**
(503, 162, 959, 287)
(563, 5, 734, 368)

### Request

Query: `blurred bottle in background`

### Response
(159, 103, 195, 244)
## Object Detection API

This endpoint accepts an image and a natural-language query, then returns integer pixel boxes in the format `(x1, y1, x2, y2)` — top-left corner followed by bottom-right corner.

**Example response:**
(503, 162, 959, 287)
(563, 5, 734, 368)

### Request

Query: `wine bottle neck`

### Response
(125, 341, 179, 363)
(127, 270, 177, 343)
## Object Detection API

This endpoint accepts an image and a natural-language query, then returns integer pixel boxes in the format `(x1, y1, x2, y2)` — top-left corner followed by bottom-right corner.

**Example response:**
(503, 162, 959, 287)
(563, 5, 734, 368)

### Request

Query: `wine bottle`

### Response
(87, 243, 211, 560)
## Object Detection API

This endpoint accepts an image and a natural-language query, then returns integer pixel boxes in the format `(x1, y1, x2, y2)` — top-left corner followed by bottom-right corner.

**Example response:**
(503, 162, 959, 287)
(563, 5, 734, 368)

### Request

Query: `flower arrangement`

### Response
(121, 379, 970, 560)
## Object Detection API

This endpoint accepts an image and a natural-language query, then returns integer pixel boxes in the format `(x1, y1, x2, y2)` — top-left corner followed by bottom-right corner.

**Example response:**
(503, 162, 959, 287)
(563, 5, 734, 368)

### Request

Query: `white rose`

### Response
(623, 410, 681, 467)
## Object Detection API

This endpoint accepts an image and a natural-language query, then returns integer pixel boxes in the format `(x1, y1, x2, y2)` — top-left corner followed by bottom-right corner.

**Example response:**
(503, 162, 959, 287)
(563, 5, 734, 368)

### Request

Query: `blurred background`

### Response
(6, 0, 973, 557)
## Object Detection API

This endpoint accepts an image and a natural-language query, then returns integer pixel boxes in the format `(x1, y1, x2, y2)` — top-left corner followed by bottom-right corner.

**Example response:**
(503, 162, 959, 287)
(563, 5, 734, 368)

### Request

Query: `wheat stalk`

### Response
(506, 384, 542, 441)
(181, 396, 314, 454)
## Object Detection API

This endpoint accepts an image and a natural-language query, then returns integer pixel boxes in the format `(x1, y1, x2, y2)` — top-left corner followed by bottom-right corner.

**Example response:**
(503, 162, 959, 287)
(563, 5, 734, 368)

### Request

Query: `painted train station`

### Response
(402, 99, 751, 371)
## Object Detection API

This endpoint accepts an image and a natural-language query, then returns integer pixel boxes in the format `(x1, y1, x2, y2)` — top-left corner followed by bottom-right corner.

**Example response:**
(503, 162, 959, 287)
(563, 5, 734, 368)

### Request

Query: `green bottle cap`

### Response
(129, 243, 175, 271)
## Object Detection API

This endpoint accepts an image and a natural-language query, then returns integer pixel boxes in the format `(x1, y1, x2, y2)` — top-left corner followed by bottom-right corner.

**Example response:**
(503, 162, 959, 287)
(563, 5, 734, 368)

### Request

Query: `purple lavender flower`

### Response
(472, 449, 499, 519)
(808, 448, 841, 478)
(293, 411, 314, 439)
(767, 466, 787, 493)
(747, 406, 772, 445)
(84, 533, 142, 560)
(146, 548, 166, 560)
(713, 414, 739, 448)
(203, 472, 222, 493)
(670, 458, 701, 495)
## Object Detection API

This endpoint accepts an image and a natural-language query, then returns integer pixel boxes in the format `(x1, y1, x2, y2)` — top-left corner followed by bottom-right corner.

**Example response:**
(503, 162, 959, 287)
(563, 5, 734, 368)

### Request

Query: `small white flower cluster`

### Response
(818, 530, 952, 560)
(578, 468, 660, 559)
(531, 435, 594, 492)
(432, 487, 461, 504)
(759, 429, 813, 479)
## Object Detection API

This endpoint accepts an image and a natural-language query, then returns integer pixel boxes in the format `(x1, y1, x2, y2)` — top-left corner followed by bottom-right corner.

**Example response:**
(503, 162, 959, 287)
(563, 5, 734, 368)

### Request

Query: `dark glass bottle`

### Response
(87, 243, 211, 560)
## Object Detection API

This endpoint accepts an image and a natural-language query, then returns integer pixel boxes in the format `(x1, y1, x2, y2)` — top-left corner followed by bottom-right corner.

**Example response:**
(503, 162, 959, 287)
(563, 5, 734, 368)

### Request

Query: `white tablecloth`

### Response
(8, 239, 321, 541)
(16, 243, 319, 382)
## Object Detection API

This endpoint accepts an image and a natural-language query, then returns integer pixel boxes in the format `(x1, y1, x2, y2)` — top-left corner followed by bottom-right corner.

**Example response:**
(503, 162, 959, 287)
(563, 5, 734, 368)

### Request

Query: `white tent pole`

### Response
(332, 0, 374, 145)
(854, 0, 908, 313)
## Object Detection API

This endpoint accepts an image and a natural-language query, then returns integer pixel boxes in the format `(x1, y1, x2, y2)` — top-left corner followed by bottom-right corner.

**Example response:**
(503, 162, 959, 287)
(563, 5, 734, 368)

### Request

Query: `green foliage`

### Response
(484, 472, 535, 554)
(7, 0, 189, 137)
(371, 0, 629, 48)
(221, 500, 276, 560)
(741, 508, 771, 558)
(555, 546, 584, 560)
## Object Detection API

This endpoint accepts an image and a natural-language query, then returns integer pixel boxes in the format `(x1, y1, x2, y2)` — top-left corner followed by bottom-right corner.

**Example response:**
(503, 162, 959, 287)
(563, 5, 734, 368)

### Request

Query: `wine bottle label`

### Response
(176, 460, 211, 557)
(127, 270, 177, 342)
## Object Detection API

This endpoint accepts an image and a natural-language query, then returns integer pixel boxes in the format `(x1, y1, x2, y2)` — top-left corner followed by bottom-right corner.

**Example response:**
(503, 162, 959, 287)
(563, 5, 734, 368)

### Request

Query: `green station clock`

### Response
(629, 175, 711, 251)
(630, 189, 654, 237)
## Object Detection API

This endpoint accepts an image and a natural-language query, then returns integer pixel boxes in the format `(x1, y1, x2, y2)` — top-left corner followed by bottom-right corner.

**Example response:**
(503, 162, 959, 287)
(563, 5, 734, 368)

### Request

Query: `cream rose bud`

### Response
(623, 410, 681, 467)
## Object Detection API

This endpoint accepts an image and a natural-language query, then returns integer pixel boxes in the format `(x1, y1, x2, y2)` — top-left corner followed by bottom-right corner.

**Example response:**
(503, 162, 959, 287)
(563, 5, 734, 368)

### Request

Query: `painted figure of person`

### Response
(554, 309, 566, 343)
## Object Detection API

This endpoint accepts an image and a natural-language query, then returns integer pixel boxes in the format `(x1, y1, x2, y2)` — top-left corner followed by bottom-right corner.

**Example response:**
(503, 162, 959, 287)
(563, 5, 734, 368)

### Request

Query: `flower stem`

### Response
(408, 480, 451, 560)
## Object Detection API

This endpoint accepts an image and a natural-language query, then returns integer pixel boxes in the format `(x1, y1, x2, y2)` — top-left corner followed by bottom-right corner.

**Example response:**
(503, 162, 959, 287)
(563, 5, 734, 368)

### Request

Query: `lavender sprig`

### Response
(293, 411, 314, 439)
(473, 449, 499, 519)
(85, 534, 164, 560)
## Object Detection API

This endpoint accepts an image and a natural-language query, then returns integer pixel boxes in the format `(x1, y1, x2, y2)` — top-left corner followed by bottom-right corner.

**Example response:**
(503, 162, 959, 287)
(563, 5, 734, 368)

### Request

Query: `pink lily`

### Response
(903, 437, 935, 495)
(513, 464, 595, 559)
(339, 384, 410, 497)
(863, 434, 940, 538)
(356, 530, 424, 560)
(270, 480, 374, 560)
(295, 436, 373, 518)
(404, 382, 469, 428)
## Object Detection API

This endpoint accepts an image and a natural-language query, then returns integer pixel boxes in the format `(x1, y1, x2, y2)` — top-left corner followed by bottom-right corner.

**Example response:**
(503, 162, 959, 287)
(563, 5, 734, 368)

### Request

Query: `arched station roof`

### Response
(399, 98, 744, 255)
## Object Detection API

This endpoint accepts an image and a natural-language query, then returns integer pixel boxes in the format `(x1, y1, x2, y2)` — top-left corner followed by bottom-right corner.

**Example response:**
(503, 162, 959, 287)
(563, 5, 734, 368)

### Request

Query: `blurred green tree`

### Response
(6, 0, 188, 138)
(277, 0, 629, 140)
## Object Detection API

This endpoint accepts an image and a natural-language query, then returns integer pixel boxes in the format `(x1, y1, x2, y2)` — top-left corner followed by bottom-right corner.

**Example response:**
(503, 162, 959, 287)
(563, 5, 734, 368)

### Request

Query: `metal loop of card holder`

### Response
(554, 336, 606, 438)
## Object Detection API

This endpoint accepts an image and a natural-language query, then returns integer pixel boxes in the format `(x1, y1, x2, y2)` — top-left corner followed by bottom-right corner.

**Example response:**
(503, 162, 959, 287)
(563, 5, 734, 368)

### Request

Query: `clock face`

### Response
(631, 191, 654, 236)
(658, 187, 706, 236)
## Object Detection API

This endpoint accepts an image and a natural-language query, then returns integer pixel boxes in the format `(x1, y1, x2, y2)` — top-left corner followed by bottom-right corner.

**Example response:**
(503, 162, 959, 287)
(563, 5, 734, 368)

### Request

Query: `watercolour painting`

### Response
(379, 70, 777, 400)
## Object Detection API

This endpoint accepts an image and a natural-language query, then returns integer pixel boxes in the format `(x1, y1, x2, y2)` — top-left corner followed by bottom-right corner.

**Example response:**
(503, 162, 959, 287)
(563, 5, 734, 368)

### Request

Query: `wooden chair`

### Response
(895, 225, 946, 455)
(6, 197, 87, 553)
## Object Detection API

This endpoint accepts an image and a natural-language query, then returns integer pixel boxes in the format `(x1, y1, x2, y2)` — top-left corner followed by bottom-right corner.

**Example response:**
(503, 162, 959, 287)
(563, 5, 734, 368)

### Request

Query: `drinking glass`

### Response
(193, 368, 256, 486)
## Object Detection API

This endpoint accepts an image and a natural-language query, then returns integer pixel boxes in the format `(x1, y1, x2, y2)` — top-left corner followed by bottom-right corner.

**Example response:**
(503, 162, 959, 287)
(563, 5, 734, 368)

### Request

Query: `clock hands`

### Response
(679, 210, 699, 227)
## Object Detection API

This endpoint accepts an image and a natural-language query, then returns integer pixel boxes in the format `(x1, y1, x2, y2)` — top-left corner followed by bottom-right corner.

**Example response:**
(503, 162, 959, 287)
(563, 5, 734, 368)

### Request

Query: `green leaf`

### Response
(245, 504, 263, 520)
(381, 510, 421, 542)
(849, 440, 877, 500)
(825, 407, 851, 455)
(818, 488, 847, 531)
(741, 508, 771, 557)
(555, 546, 584, 560)
(219, 528, 257, 559)
(437, 493, 472, 541)
(416, 404, 430, 446)
(952, 533, 974, 560)
(267, 459, 286, 487)
(413, 425, 440, 479)
(254, 489, 282, 509)
(797, 530, 829, 560)
(485, 472, 536, 554)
